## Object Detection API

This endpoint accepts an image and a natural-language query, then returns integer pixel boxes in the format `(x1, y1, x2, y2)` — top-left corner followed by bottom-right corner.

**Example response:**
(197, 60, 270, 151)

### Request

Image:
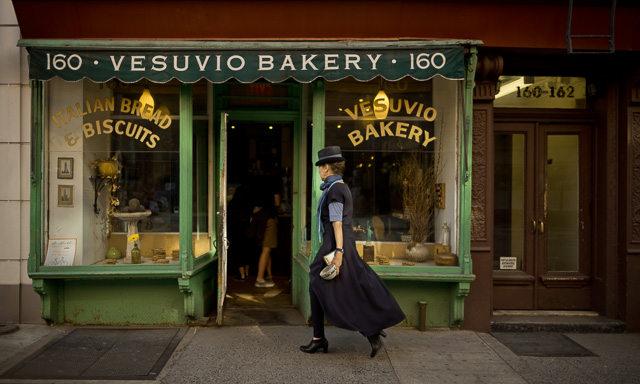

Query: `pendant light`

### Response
(139, 84, 155, 109)
(373, 78, 389, 120)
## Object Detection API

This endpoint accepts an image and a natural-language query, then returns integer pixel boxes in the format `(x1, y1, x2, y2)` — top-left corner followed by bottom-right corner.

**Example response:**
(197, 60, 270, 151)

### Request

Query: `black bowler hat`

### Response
(315, 146, 345, 166)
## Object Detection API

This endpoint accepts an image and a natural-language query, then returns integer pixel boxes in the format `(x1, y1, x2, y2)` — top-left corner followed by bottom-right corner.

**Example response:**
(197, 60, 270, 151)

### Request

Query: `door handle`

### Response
(532, 219, 545, 234)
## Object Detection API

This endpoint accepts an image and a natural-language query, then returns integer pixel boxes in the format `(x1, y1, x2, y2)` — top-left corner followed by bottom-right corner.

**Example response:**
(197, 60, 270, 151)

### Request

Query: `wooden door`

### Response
(493, 122, 592, 310)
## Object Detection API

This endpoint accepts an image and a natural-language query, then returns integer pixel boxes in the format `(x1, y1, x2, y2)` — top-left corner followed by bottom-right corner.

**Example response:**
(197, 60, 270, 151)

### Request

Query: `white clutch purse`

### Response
(320, 250, 337, 280)
(323, 250, 336, 266)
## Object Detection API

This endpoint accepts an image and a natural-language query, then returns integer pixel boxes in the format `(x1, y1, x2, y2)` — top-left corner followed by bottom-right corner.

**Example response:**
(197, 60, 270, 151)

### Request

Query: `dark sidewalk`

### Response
(1, 278, 638, 383)
(1, 320, 639, 384)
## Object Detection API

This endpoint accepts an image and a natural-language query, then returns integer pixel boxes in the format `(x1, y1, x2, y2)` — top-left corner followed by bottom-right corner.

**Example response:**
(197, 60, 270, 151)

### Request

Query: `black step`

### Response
(491, 311, 626, 333)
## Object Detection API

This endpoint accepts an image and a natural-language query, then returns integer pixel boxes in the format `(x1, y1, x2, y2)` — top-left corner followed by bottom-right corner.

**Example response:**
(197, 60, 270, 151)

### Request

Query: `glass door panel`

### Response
(536, 125, 591, 309)
(493, 133, 526, 271)
(545, 135, 580, 272)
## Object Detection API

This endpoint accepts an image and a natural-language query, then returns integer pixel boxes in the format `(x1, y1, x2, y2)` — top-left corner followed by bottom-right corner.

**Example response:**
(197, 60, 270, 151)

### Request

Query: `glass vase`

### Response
(131, 245, 141, 264)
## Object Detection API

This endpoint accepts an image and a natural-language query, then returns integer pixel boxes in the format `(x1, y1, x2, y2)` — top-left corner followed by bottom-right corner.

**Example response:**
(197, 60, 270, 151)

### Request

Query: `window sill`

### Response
(29, 265, 183, 279)
(373, 265, 474, 282)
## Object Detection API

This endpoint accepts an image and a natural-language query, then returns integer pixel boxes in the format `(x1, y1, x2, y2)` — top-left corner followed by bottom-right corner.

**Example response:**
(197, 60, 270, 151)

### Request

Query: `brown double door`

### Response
(493, 121, 592, 310)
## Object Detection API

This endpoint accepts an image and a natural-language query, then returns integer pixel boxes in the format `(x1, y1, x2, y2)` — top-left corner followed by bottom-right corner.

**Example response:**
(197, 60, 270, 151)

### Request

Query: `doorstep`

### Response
(491, 310, 626, 333)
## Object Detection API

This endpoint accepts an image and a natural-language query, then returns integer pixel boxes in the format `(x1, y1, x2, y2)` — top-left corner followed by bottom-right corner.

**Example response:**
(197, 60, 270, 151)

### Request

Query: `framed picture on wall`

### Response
(57, 157, 73, 179)
(58, 185, 74, 206)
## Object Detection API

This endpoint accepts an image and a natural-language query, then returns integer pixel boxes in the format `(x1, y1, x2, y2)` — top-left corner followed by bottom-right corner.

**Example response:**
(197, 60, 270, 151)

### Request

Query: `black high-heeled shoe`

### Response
(300, 338, 328, 354)
(359, 330, 387, 338)
(367, 334, 382, 358)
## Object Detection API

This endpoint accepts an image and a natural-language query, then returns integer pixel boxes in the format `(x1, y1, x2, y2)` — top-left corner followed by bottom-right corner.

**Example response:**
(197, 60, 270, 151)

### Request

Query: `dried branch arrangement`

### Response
(398, 151, 439, 243)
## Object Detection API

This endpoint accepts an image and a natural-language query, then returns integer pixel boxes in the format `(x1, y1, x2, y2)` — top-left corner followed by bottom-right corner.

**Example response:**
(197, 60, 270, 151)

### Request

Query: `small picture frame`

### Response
(58, 185, 74, 206)
(57, 157, 74, 179)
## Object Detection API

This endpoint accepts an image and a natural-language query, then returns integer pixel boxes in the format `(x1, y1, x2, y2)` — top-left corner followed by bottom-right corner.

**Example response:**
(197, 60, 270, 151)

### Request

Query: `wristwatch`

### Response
(336, 248, 344, 253)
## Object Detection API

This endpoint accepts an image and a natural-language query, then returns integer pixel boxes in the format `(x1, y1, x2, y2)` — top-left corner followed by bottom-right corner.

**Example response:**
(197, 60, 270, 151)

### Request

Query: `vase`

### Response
(106, 247, 121, 260)
(405, 242, 430, 262)
(131, 245, 141, 264)
(435, 252, 458, 266)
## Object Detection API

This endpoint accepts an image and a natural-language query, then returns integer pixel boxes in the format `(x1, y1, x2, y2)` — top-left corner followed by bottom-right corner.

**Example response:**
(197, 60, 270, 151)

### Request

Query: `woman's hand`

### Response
(333, 251, 343, 275)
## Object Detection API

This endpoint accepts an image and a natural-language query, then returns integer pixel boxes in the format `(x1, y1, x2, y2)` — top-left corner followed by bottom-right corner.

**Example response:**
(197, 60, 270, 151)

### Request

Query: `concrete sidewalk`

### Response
(1, 323, 639, 383)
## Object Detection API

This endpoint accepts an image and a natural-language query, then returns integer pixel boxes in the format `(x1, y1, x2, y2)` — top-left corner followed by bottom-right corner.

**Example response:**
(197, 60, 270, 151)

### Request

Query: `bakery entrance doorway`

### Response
(217, 118, 303, 326)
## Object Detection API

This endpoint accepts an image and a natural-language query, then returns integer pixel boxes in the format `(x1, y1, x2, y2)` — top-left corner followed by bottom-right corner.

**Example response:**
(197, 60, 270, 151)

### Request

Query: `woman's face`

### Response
(318, 164, 332, 181)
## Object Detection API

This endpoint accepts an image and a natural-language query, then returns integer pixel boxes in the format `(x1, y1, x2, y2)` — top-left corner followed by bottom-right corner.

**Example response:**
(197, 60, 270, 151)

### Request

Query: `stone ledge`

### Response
(491, 314, 626, 333)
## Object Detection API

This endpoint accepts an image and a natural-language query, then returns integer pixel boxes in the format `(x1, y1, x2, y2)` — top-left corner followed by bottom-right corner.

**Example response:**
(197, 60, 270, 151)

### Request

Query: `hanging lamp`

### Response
(373, 78, 389, 120)
(139, 85, 155, 109)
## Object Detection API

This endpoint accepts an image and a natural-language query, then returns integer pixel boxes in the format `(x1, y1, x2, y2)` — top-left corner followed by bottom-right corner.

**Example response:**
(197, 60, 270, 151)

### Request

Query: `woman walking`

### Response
(300, 146, 405, 358)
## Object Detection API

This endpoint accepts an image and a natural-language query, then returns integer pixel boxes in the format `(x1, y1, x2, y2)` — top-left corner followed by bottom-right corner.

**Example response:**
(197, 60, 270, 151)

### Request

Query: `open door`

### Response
(216, 112, 229, 325)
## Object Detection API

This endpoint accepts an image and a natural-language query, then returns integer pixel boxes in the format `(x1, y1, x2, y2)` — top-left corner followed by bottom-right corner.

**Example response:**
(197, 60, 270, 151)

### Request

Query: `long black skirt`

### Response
(309, 230, 405, 337)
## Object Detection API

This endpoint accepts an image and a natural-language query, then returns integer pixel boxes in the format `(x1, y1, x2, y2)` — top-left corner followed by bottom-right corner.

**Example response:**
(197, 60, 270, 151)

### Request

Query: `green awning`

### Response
(27, 46, 465, 83)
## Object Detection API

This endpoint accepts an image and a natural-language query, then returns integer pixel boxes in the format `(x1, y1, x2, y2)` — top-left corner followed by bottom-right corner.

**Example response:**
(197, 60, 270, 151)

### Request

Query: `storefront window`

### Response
(324, 76, 459, 265)
(44, 78, 194, 266)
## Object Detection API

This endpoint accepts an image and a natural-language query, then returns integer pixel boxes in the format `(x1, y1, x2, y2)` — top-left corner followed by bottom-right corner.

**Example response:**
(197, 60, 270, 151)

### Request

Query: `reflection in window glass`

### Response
(112, 80, 180, 234)
(324, 77, 459, 265)
(45, 78, 184, 266)
(108, 80, 182, 265)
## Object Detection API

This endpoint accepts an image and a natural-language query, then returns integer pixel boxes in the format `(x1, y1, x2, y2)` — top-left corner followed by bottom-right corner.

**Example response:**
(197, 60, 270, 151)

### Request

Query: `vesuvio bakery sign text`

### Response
(343, 96, 438, 148)
(28, 48, 465, 83)
(53, 53, 440, 72)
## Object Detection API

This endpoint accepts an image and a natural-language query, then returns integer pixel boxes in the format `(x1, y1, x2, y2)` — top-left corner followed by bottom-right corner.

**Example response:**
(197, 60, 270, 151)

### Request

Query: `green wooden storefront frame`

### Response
(26, 40, 479, 327)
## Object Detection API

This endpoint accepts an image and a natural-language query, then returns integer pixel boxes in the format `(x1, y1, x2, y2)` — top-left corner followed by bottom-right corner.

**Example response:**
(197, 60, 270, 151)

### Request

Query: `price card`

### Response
(44, 238, 77, 266)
